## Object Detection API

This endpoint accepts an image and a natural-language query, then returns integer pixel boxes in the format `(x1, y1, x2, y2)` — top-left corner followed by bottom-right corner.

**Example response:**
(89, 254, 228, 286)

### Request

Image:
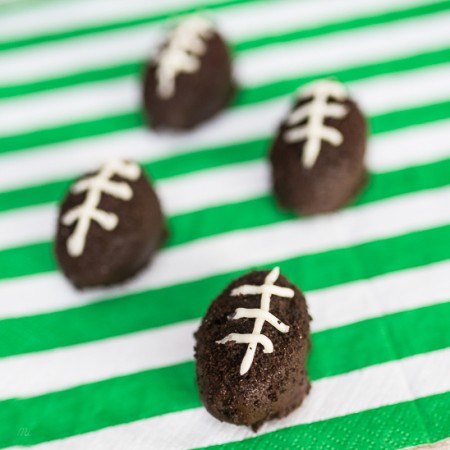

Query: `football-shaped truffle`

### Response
(143, 15, 234, 130)
(55, 160, 166, 288)
(195, 267, 311, 430)
(270, 79, 367, 215)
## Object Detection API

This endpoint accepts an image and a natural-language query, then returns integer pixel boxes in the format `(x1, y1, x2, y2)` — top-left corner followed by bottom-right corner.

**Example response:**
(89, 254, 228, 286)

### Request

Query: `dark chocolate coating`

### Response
(55, 164, 166, 289)
(270, 94, 367, 215)
(195, 270, 311, 430)
(143, 29, 234, 130)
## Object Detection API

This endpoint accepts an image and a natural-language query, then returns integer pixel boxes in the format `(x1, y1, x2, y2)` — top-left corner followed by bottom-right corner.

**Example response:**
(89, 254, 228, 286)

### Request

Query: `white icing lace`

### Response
(284, 79, 348, 168)
(217, 267, 294, 375)
(156, 15, 213, 99)
(61, 160, 141, 257)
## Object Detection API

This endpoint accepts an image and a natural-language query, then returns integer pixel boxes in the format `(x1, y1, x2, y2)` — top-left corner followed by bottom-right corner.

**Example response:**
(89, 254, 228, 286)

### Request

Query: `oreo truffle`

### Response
(143, 15, 234, 130)
(55, 160, 166, 288)
(195, 267, 311, 430)
(270, 79, 367, 215)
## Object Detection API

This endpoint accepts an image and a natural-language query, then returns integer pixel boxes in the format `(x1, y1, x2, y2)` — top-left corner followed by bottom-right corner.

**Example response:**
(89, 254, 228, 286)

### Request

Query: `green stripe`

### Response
(2, 155, 450, 281)
(1, 302, 449, 447)
(1, 223, 449, 358)
(204, 391, 450, 450)
(0, 94, 448, 216)
(0, 111, 141, 155)
(311, 302, 450, 378)
(371, 101, 450, 135)
(1, 2, 448, 100)
(0, 0, 263, 53)
(235, 1, 450, 53)
(0, 62, 140, 101)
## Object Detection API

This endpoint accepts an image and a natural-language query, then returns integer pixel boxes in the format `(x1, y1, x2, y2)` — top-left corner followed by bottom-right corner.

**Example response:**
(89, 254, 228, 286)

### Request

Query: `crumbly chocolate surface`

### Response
(195, 270, 311, 430)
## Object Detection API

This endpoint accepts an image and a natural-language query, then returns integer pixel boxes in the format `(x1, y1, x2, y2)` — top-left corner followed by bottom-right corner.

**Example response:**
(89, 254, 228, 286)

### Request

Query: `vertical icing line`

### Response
(217, 267, 294, 375)
(284, 79, 349, 168)
(61, 160, 141, 258)
(156, 15, 213, 99)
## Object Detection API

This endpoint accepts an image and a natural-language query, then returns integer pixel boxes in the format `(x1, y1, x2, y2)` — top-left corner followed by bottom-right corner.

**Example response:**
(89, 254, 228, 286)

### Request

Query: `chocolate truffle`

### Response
(143, 15, 234, 130)
(270, 79, 367, 215)
(195, 267, 311, 430)
(55, 160, 166, 288)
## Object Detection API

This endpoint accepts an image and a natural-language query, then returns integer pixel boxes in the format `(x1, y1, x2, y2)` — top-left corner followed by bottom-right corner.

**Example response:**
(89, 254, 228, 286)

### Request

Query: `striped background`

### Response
(0, 0, 449, 448)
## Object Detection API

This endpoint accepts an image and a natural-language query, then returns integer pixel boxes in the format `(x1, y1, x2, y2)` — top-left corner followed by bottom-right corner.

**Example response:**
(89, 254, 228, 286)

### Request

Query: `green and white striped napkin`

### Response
(0, 0, 449, 448)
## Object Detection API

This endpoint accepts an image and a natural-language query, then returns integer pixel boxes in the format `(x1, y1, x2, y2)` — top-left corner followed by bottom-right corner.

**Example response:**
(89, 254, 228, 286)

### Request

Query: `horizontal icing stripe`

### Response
(2, 340, 449, 448)
(0, 191, 449, 357)
(1, 260, 449, 399)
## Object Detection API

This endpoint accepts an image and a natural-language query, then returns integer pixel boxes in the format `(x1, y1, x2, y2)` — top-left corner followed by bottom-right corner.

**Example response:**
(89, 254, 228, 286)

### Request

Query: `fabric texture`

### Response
(0, 0, 449, 448)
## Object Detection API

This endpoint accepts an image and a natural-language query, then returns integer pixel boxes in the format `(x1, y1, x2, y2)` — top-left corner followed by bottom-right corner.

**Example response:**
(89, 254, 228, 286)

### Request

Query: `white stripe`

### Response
(1, 112, 450, 254)
(237, 13, 450, 87)
(368, 119, 450, 172)
(0, 259, 448, 400)
(23, 348, 450, 450)
(307, 259, 450, 332)
(159, 160, 269, 216)
(350, 64, 450, 117)
(1, 185, 449, 320)
(1, 62, 449, 193)
(0, 0, 221, 42)
(0, 0, 438, 85)
(0, 77, 139, 136)
(0, 320, 197, 400)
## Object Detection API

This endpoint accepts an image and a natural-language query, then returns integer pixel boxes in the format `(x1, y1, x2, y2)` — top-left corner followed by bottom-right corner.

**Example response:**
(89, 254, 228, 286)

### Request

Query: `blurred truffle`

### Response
(55, 160, 166, 288)
(270, 79, 367, 215)
(143, 15, 234, 130)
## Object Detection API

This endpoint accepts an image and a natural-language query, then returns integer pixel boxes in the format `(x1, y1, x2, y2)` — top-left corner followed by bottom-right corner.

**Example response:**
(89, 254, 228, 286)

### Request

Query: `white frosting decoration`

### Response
(156, 15, 213, 99)
(217, 267, 294, 375)
(284, 79, 348, 168)
(61, 160, 141, 257)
